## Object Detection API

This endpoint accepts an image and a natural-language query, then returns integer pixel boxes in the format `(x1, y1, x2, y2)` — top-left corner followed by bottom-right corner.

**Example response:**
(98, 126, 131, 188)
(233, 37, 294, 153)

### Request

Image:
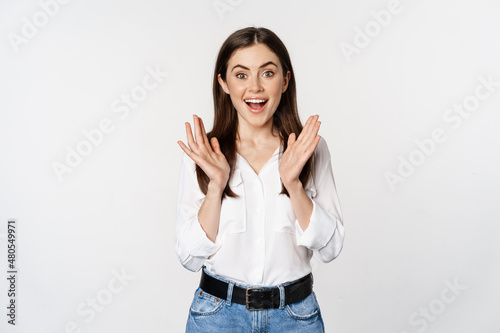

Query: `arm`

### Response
(175, 115, 229, 271)
(174, 152, 223, 272)
(198, 182, 224, 242)
(293, 138, 345, 262)
(285, 180, 314, 232)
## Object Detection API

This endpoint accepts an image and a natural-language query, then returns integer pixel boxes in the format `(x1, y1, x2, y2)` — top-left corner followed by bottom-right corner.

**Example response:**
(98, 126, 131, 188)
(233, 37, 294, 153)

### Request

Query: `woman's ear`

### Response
(282, 70, 291, 93)
(218, 74, 230, 94)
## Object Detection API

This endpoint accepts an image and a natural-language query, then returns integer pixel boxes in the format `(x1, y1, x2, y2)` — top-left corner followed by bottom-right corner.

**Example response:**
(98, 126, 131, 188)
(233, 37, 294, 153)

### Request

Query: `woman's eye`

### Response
(263, 71, 274, 77)
(236, 73, 247, 79)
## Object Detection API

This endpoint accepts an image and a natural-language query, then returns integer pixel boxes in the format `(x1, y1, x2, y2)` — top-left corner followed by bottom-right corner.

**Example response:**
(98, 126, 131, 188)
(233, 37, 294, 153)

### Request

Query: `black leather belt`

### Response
(199, 269, 313, 311)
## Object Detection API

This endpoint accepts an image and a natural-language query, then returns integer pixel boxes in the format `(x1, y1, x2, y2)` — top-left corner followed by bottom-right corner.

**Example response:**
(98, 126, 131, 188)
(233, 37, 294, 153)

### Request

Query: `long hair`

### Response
(196, 26, 314, 199)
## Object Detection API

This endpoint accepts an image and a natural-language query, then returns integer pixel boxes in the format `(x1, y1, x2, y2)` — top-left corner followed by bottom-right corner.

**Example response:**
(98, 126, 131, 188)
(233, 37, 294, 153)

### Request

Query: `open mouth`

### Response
(244, 99, 268, 112)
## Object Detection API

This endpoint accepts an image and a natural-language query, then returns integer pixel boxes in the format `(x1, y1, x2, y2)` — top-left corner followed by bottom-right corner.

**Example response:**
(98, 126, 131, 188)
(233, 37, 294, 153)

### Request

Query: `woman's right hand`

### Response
(177, 115, 230, 194)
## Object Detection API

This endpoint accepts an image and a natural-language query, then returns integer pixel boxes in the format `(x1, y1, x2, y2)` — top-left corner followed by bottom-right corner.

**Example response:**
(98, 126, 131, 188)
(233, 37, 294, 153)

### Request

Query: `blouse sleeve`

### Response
(174, 152, 222, 272)
(294, 137, 345, 262)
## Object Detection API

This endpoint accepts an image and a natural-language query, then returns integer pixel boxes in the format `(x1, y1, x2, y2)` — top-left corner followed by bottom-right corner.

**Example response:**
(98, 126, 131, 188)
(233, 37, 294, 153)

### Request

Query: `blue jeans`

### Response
(186, 268, 325, 332)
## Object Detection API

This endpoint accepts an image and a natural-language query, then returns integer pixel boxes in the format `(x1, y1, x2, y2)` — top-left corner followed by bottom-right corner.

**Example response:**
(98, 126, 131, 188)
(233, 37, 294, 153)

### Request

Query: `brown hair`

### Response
(196, 26, 314, 199)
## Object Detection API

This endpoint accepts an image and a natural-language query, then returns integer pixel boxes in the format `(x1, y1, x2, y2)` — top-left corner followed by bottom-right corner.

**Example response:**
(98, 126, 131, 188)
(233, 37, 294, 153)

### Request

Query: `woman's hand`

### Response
(279, 115, 321, 190)
(177, 115, 230, 194)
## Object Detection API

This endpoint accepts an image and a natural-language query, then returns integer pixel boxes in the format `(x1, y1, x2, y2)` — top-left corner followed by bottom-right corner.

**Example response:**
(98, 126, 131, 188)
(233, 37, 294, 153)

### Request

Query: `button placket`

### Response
(256, 177, 266, 276)
(255, 176, 266, 281)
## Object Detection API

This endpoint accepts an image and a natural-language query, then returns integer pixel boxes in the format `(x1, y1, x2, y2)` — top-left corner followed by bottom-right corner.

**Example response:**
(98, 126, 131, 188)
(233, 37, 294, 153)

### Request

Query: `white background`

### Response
(1, 0, 500, 332)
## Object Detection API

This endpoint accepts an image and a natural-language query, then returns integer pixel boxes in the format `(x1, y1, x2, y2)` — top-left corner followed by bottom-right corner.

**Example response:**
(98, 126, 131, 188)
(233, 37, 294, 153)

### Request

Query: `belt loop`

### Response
(278, 284, 285, 309)
(226, 281, 234, 306)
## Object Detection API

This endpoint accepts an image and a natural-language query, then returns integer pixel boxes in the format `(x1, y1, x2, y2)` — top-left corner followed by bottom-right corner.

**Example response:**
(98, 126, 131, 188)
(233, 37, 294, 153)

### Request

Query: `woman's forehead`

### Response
(228, 44, 281, 69)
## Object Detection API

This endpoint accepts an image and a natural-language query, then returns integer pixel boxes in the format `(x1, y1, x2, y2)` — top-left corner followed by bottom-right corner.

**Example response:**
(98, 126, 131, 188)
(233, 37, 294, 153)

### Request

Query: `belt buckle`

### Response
(245, 287, 264, 311)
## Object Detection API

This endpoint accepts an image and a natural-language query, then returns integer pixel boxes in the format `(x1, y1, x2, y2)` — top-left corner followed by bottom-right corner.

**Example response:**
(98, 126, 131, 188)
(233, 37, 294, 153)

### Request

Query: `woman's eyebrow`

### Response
(231, 61, 278, 72)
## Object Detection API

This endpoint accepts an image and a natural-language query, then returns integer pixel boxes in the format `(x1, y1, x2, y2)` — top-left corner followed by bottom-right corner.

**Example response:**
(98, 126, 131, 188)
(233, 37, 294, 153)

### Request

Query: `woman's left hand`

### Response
(279, 114, 321, 190)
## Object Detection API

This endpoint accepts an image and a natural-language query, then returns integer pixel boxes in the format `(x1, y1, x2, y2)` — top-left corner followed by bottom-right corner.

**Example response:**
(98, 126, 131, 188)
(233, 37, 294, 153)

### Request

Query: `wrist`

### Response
(283, 179, 303, 193)
(207, 181, 224, 197)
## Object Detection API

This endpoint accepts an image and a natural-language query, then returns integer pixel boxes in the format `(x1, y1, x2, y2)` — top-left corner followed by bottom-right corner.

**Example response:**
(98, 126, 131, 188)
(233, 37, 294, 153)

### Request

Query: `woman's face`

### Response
(218, 43, 290, 131)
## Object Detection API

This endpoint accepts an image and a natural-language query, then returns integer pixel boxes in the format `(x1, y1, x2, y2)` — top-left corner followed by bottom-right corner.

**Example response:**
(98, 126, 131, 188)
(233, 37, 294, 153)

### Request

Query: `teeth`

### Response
(244, 99, 267, 103)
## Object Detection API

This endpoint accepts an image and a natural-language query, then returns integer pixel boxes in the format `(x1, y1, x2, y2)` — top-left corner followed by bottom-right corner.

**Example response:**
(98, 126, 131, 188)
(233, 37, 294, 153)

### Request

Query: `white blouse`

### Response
(175, 136, 345, 286)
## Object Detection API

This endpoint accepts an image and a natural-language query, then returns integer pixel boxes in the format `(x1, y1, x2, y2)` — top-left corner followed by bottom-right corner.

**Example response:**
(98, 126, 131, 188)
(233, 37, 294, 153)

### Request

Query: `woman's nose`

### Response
(248, 76, 263, 92)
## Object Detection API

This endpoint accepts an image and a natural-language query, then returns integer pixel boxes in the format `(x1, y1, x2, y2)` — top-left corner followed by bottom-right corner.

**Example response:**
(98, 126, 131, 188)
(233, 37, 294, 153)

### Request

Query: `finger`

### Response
(193, 115, 204, 145)
(211, 137, 222, 154)
(311, 135, 321, 152)
(297, 115, 316, 142)
(288, 133, 296, 147)
(302, 135, 320, 159)
(199, 117, 212, 150)
(306, 115, 321, 144)
(304, 120, 321, 147)
(177, 140, 193, 158)
(296, 122, 320, 158)
(304, 115, 319, 138)
(185, 122, 197, 149)
(178, 140, 205, 168)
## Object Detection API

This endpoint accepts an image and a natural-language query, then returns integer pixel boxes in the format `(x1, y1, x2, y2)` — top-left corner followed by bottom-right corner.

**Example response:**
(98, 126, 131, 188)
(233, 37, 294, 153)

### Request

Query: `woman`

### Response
(175, 26, 345, 332)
